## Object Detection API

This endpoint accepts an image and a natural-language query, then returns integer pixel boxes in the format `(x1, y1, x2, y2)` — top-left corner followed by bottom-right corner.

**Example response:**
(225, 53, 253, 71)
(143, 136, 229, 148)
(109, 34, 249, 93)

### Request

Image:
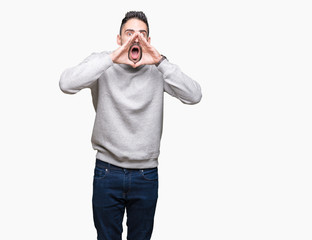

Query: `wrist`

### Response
(110, 52, 117, 63)
(155, 54, 162, 63)
(155, 55, 167, 67)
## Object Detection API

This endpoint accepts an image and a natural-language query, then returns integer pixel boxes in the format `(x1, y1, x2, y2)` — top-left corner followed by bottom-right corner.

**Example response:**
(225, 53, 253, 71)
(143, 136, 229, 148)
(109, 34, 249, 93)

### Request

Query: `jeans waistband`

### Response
(95, 159, 156, 171)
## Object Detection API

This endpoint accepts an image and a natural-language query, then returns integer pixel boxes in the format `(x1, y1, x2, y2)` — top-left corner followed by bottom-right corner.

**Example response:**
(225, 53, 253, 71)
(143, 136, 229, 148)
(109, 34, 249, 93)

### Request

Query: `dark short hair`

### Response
(120, 11, 149, 37)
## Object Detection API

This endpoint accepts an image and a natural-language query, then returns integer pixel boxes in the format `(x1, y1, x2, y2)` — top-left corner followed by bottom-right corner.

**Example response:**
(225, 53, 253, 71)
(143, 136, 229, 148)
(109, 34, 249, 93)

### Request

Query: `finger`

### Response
(130, 61, 137, 68)
(133, 62, 142, 68)
(123, 36, 134, 48)
(138, 33, 149, 47)
(121, 34, 137, 49)
(133, 32, 140, 40)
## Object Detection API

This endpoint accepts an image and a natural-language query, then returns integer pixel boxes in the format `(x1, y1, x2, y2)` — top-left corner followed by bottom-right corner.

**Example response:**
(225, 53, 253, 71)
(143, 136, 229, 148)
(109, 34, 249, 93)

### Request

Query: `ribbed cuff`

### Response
(156, 58, 170, 74)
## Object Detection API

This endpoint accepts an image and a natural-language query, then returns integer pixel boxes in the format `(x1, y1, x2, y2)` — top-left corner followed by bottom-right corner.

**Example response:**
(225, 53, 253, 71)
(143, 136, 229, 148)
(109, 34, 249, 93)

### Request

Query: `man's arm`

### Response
(157, 59, 202, 104)
(136, 33, 202, 104)
(59, 52, 113, 94)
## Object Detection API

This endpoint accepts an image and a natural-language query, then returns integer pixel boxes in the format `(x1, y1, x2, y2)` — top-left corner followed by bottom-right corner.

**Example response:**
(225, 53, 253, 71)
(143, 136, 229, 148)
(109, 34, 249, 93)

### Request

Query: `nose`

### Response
(134, 37, 139, 43)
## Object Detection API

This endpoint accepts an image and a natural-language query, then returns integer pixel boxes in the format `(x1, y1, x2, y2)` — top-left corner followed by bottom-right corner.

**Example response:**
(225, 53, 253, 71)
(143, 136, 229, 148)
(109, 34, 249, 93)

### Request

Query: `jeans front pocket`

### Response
(94, 166, 109, 180)
(140, 168, 158, 181)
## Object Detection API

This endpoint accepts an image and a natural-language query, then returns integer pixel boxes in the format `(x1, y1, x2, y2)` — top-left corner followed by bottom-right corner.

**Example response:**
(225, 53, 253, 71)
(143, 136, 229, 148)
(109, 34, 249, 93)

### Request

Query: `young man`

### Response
(59, 11, 201, 240)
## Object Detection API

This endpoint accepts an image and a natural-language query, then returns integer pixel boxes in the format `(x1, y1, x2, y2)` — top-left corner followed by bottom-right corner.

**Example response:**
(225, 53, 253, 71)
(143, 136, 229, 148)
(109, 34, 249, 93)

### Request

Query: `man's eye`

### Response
(127, 32, 133, 36)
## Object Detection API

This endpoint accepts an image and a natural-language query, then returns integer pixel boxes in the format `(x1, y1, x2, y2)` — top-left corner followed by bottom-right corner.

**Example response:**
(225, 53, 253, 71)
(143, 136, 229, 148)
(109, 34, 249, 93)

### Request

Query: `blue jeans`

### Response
(92, 159, 158, 240)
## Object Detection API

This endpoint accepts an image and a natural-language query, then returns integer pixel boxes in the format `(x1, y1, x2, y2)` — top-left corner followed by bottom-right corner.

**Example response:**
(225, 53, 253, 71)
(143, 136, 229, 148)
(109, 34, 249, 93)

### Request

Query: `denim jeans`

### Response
(92, 159, 158, 240)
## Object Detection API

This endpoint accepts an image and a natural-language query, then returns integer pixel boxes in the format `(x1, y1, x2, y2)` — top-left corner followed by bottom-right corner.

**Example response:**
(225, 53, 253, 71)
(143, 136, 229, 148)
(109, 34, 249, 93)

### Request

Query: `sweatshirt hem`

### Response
(96, 151, 159, 169)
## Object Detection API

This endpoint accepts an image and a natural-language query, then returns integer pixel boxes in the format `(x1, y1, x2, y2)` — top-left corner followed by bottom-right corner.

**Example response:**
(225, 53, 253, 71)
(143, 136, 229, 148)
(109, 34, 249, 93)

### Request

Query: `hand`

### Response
(110, 32, 162, 68)
(110, 35, 137, 68)
(135, 33, 162, 67)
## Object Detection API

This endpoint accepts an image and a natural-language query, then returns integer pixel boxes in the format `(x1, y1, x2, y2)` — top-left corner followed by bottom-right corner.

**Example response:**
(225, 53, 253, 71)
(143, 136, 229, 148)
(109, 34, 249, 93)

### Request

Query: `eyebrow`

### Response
(124, 29, 147, 34)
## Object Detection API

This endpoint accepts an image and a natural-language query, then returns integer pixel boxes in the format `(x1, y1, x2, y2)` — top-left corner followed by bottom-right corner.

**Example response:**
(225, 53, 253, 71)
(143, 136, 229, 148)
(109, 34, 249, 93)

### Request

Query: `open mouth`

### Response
(128, 43, 142, 63)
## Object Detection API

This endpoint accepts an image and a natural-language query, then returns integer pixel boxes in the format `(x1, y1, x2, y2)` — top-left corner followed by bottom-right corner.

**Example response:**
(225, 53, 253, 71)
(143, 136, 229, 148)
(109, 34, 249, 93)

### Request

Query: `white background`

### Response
(0, 0, 311, 239)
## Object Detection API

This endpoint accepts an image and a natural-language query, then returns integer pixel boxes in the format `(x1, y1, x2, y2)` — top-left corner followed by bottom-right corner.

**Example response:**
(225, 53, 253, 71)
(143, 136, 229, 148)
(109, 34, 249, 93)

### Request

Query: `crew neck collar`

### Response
(118, 63, 146, 72)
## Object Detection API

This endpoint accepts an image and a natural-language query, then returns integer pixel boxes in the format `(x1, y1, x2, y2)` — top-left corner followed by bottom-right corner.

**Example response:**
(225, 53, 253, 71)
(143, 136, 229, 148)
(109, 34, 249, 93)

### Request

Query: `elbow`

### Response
(59, 80, 74, 94)
(186, 80, 202, 104)
(59, 71, 76, 94)
(186, 92, 202, 105)
(184, 86, 202, 105)
(192, 91, 202, 104)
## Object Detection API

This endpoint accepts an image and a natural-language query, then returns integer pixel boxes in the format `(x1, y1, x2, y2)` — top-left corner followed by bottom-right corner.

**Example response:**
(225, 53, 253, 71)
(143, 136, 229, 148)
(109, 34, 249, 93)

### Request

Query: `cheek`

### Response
(121, 36, 130, 44)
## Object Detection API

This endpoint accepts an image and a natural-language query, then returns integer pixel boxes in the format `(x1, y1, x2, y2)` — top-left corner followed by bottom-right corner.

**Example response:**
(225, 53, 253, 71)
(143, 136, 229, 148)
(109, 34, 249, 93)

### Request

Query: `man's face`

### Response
(117, 18, 150, 46)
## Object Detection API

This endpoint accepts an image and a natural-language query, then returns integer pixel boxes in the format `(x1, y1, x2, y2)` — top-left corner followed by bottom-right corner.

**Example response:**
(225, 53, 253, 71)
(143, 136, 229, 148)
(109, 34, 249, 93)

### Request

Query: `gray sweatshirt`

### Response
(59, 51, 202, 168)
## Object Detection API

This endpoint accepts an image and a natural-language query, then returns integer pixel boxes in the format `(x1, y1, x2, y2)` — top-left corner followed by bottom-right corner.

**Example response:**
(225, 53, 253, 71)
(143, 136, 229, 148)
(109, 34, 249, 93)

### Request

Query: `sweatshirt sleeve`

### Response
(157, 59, 202, 104)
(59, 52, 113, 94)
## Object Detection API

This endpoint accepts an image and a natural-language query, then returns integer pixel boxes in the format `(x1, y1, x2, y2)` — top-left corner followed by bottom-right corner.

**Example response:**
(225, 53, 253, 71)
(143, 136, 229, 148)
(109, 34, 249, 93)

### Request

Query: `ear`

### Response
(117, 34, 122, 46)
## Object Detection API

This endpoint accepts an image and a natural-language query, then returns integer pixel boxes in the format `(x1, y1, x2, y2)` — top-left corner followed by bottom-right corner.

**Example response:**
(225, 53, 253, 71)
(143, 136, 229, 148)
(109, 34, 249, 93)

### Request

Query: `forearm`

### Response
(158, 59, 202, 104)
(59, 52, 113, 94)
